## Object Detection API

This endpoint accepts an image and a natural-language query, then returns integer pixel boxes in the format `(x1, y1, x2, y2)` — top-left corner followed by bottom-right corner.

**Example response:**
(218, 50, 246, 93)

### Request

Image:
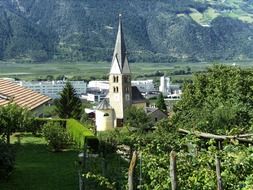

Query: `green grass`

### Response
(1, 60, 253, 82)
(0, 133, 79, 190)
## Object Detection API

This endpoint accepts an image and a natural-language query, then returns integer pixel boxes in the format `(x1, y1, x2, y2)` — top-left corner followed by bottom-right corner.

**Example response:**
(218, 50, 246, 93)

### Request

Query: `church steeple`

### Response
(110, 14, 130, 74)
(109, 14, 132, 127)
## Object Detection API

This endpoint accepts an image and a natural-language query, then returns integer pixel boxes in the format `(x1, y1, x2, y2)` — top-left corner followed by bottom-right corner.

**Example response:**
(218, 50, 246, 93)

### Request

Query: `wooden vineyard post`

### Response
(128, 151, 138, 190)
(216, 154, 223, 190)
(170, 150, 177, 190)
(82, 137, 87, 190)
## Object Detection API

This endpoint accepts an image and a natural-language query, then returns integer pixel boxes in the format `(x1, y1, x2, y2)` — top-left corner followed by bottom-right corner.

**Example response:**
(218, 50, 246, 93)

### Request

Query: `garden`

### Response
(2, 65, 253, 190)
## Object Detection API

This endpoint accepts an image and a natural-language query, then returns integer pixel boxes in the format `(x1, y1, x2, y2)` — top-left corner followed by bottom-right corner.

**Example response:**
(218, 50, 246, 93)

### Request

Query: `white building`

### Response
(17, 80, 87, 99)
(131, 80, 155, 93)
(81, 93, 106, 103)
(159, 76, 181, 98)
(159, 76, 170, 96)
(88, 79, 155, 93)
(88, 80, 109, 91)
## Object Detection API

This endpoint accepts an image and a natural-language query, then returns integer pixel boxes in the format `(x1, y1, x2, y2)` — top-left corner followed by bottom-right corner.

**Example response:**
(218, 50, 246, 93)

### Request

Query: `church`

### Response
(95, 15, 147, 131)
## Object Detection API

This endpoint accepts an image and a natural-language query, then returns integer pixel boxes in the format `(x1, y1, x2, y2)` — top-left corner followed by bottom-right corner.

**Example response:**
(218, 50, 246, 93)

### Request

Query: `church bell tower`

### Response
(109, 14, 132, 127)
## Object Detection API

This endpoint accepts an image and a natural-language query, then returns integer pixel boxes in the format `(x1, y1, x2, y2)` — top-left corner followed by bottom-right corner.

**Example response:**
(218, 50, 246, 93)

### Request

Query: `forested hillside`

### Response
(0, 0, 253, 62)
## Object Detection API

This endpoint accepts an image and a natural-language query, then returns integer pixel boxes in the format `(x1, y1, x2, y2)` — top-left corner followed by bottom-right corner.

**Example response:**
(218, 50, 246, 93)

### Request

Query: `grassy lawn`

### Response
(0, 133, 79, 190)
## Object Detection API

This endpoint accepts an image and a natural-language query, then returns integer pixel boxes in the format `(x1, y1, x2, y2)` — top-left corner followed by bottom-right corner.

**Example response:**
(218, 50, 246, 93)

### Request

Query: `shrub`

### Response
(28, 118, 66, 135)
(66, 119, 98, 151)
(42, 122, 70, 151)
(0, 141, 15, 179)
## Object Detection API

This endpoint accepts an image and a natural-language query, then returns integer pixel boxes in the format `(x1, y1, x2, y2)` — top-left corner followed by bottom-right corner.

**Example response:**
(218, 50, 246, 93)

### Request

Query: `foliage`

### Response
(125, 106, 152, 132)
(173, 65, 253, 134)
(83, 172, 116, 190)
(54, 82, 82, 119)
(156, 93, 167, 113)
(30, 118, 66, 135)
(42, 122, 71, 151)
(66, 119, 97, 150)
(0, 141, 15, 179)
(0, 104, 31, 144)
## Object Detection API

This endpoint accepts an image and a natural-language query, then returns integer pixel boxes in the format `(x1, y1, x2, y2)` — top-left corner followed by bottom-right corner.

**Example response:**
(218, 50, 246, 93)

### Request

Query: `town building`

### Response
(159, 76, 182, 98)
(87, 79, 155, 94)
(131, 80, 155, 93)
(0, 79, 51, 115)
(17, 80, 87, 99)
(88, 81, 109, 92)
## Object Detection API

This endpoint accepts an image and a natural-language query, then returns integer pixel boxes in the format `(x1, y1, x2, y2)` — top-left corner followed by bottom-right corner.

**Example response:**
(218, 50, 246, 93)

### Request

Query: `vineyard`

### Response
(80, 65, 253, 189)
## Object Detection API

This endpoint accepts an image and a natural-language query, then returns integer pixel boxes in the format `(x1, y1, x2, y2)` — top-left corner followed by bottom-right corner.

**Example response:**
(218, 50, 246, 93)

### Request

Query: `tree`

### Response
(42, 121, 70, 151)
(0, 104, 30, 144)
(156, 93, 167, 113)
(124, 106, 152, 131)
(55, 82, 82, 119)
(173, 65, 253, 134)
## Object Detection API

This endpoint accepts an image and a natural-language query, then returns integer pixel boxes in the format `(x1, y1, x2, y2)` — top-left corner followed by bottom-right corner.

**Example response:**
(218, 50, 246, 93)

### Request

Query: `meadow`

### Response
(0, 60, 253, 82)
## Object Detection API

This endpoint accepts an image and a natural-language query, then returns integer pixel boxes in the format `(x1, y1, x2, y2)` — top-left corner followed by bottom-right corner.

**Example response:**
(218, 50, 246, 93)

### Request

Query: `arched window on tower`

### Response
(116, 76, 119, 82)
(116, 87, 119, 93)
(124, 76, 128, 83)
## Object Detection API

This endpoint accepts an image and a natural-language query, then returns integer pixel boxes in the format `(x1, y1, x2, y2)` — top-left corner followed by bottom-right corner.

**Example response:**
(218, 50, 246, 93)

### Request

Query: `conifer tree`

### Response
(156, 93, 167, 113)
(55, 82, 82, 119)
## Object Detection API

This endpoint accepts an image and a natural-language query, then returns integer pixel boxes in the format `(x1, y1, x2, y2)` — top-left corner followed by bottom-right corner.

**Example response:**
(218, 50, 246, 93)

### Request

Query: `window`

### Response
(104, 113, 109, 117)
(124, 76, 128, 83)
(126, 87, 129, 93)
(113, 87, 119, 93)
(113, 76, 119, 83)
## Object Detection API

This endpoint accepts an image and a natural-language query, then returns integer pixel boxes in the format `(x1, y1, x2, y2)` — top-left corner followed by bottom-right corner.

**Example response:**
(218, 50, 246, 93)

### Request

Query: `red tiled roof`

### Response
(0, 79, 51, 110)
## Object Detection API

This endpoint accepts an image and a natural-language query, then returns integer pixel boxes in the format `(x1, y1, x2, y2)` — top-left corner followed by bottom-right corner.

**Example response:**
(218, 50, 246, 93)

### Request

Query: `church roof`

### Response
(110, 15, 131, 75)
(132, 86, 146, 103)
(96, 99, 112, 110)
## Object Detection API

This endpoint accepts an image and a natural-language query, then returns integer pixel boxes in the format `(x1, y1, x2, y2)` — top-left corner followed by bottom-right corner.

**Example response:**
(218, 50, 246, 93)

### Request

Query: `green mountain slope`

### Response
(0, 0, 253, 62)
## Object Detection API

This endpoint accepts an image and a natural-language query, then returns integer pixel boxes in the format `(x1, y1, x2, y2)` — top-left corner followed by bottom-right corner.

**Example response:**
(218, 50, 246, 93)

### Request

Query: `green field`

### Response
(0, 133, 79, 190)
(0, 60, 253, 82)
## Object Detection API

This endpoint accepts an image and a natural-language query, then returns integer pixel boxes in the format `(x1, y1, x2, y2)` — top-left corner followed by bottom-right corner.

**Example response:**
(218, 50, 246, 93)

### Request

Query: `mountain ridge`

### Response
(0, 0, 253, 63)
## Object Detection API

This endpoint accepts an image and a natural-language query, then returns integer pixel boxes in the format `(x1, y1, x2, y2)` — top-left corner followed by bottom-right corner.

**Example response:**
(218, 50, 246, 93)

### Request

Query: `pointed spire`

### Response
(110, 14, 130, 74)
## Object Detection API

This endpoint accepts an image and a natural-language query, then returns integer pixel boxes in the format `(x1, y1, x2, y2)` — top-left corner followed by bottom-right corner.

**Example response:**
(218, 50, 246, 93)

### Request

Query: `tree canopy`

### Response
(0, 104, 30, 144)
(55, 82, 82, 119)
(173, 65, 253, 134)
(124, 106, 152, 132)
(156, 93, 167, 113)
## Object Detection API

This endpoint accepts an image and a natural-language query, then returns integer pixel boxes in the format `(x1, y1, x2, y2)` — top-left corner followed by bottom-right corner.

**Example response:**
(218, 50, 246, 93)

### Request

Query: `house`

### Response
(145, 107, 167, 123)
(0, 79, 51, 115)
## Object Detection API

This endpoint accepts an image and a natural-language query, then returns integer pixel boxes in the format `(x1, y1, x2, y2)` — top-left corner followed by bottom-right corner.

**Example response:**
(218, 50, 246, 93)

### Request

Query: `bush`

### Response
(66, 119, 98, 151)
(29, 118, 66, 135)
(42, 122, 71, 151)
(0, 141, 15, 179)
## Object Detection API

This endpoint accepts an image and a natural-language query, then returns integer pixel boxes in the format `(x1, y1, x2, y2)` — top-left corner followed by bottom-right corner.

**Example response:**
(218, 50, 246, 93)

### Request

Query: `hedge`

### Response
(66, 119, 98, 150)
(34, 118, 98, 150)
